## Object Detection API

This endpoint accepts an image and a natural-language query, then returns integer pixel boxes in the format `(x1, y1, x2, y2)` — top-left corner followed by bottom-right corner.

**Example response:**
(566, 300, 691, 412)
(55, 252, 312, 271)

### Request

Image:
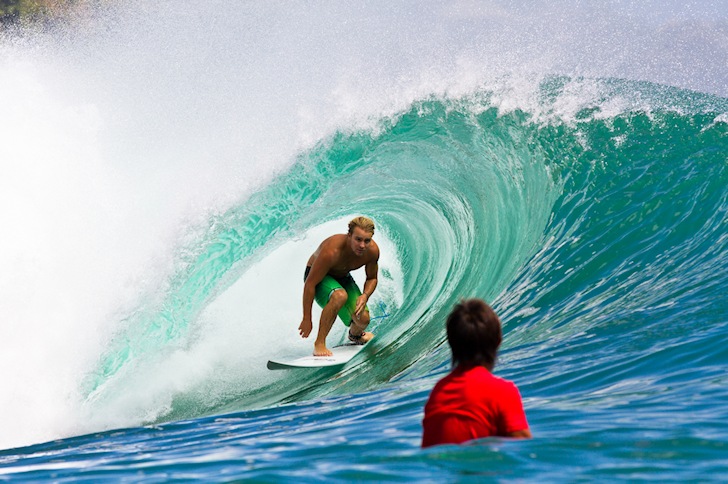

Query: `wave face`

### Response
(83, 80, 728, 417)
(79, 95, 561, 425)
(1, 1, 728, 480)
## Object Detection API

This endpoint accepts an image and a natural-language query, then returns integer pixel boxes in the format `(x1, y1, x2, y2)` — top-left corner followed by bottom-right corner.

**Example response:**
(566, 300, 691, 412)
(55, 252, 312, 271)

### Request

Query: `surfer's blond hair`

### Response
(348, 216, 375, 236)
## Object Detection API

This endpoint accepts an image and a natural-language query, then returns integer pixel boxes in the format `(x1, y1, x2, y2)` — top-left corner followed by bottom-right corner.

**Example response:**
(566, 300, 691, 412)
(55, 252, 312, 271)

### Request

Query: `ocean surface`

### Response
(1, 1, 727, 482)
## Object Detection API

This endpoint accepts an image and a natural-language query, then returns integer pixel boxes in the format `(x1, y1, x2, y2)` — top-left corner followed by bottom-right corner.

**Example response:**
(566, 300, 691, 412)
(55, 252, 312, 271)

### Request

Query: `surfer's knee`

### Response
(328, 289, 348, 310)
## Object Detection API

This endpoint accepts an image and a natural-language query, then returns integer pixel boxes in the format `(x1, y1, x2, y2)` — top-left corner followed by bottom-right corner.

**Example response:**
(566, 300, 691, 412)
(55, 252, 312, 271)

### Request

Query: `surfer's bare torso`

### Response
(306, 233, 378, 277)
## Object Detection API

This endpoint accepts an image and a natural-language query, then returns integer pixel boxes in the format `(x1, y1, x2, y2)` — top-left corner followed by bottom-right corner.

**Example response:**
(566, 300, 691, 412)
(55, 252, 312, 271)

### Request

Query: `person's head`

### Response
(347, 216, 375, 256)
(446, 299, 502, 370)
(348, 216, 375, 237)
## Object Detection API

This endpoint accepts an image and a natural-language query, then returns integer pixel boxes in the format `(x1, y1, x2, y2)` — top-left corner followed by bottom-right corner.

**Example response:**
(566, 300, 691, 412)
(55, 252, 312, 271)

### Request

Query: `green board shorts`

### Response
(304, 266, 368, 326)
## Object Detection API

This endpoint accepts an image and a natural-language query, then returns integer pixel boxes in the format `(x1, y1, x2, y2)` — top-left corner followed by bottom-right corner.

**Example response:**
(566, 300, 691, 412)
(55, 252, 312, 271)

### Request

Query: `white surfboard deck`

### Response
(267, 343, 368, 370)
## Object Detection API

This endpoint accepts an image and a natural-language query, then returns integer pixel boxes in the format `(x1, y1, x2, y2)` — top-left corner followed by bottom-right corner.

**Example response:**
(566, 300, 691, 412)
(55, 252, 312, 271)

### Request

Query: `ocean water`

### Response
(1, 1, 727, 481)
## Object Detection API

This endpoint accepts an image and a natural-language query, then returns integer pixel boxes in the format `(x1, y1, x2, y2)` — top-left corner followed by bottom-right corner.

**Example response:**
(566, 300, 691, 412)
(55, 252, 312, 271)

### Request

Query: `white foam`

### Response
(76, 217, 403, 433)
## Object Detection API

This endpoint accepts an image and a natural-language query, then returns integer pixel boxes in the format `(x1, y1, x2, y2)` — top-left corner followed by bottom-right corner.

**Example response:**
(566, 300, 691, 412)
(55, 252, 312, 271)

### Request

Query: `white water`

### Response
(78, 217, 404, 435)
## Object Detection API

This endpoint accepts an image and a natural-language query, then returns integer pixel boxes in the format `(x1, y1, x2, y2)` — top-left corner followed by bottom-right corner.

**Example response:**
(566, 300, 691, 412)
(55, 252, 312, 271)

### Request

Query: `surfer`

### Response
(299, 216, 379, 357)
(421, 299, 531, 447)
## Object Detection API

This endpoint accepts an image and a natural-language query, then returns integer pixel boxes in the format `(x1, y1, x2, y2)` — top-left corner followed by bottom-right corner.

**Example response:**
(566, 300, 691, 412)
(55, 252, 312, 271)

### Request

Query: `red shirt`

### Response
(422, 365, 529, 447)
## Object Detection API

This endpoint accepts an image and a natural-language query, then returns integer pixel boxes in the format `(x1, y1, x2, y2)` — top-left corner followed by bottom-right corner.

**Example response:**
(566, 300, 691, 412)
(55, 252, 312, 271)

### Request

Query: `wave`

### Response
(76, 80, 728, 436)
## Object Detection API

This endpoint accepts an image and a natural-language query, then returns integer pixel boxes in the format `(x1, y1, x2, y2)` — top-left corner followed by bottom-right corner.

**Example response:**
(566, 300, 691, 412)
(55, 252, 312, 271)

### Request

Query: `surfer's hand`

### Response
(355, 294, 368, 318)
(298, 319, 313, 338)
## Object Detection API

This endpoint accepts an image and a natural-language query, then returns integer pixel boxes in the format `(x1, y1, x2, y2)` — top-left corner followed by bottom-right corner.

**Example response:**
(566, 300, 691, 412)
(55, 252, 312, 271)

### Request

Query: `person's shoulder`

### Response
(317, 236, 344, 260)
(463, 368, 522, 401)
(322, 234, 347, 249)
(467, 367, 516, 386)
(488, 372, 521, 394)
(322, 233, 347, 244)
(428, 371, 457, 399)
(369, 239, 381, 260)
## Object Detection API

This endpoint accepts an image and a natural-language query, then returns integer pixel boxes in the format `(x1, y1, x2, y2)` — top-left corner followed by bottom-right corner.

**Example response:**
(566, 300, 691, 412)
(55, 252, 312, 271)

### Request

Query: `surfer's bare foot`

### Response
(313, 342, 333, 357)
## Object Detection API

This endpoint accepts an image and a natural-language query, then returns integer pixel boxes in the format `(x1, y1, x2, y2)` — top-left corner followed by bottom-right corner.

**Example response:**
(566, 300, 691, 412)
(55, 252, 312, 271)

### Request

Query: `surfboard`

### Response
(267, 343, 368, 370)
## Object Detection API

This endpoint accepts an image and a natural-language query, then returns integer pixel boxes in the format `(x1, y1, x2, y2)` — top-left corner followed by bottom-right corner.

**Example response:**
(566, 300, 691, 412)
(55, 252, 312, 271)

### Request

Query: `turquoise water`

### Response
(2, 2, 728, 482)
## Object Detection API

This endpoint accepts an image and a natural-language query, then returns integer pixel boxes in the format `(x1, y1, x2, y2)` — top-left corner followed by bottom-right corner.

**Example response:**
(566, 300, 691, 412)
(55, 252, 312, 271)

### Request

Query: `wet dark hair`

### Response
(446, 299, 502, 370)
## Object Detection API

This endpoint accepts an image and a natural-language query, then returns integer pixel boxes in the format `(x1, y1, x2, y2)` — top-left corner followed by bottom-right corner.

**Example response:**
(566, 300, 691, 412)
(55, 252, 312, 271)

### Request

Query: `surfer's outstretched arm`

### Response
(298, 281, 315, 338)
(298, 250, 333, 338)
